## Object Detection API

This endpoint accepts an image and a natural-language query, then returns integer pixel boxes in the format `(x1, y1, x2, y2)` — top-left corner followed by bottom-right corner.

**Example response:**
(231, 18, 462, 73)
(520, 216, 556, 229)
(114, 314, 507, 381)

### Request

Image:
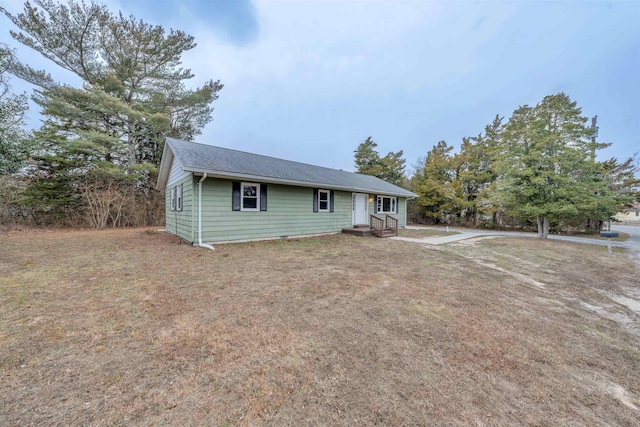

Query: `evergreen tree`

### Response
(411, 140, 455, 223)
(602, 156, 640, 210)
(354, 137, 384, 177)
(0, 46, 32, 176)
(1, 0, 222, 226)
(491, 93, 621, 238)
(380, 150, 406, 187)
(353, 136, 406, 187)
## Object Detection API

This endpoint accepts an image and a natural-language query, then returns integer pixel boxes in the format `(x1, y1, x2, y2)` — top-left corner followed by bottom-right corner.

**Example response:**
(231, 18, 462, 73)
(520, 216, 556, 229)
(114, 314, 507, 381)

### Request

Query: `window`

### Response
(170, 184, 183, 211)
(376, 196, 397, 214)
(318, 190, 330, 212)
(232, 182, 267, 212)
(176, 184, 183, 212)
(313, 189, 334, 213)
(241, 182, 260, 211)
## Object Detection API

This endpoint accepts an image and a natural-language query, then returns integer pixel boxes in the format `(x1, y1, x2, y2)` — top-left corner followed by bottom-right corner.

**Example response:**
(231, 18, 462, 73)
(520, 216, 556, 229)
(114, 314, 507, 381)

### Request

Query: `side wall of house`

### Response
(165, 157, 195, 242)
(199, 178, 352, 242)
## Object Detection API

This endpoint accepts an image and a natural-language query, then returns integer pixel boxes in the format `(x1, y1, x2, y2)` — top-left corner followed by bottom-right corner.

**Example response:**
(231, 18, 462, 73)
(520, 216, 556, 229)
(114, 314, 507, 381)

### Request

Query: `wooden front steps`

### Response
(378, 227, 397, 238)
(342, 224, 373, 237)
(369, 214, 398, 238)
(342, 215, 399, 238)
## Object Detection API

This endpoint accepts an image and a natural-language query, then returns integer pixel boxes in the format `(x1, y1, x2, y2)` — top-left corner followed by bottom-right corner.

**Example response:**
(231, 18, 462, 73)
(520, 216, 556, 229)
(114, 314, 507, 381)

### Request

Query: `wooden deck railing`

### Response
(369, 214, 398, 238)
(385, 215, 398, 236)
(369, 214, 385, 237)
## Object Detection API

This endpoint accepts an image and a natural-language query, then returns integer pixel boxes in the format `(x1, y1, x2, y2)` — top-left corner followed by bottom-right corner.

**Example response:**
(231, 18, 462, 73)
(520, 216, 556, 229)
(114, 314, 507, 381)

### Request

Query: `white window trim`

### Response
(318, 189, 330, 212)
(241, 182, 260, 211)
(377, 195, 397, 214)
(176, 184, 183, 212)
(170, 187, 176, 211)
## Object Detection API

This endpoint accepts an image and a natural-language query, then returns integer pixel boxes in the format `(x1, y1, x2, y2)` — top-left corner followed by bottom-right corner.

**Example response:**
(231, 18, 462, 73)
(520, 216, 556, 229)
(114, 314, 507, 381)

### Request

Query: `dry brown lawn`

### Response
(1, 228, 639, 426)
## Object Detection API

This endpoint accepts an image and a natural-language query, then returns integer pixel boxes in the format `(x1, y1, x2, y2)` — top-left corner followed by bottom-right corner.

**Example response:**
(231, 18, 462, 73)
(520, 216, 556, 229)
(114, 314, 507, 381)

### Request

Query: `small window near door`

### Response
(376, 196, 397, 214)
(313, 189, 334, 213)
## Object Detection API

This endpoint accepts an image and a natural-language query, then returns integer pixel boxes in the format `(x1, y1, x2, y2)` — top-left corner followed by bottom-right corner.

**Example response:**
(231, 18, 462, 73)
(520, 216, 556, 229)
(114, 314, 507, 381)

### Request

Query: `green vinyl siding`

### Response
(165, 175, 195, 242)
(164, 175, 409, 244)
(199, 178, 352, 243)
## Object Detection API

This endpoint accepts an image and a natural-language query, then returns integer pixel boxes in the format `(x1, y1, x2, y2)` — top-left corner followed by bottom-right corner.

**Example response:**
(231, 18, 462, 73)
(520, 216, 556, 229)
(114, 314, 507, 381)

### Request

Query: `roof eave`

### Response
(184, 167, 416, 198)
(156, 140, 174, 190)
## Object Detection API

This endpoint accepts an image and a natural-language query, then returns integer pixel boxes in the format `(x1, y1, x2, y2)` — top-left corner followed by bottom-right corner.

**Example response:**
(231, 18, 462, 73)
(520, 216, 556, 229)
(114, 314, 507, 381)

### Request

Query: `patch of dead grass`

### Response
(1, 228, 639, 425)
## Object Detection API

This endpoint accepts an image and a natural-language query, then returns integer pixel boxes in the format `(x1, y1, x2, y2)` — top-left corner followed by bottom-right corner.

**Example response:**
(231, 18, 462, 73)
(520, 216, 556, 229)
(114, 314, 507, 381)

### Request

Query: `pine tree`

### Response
(353, 136, 406, 187)
(412, 141, 455, 223)
(0, 45, 32, 176)
(354, 137, 384, 177)
(491, 93, 621, 238)
(1, 0, 222, 226)
(602, 156, 640, 215)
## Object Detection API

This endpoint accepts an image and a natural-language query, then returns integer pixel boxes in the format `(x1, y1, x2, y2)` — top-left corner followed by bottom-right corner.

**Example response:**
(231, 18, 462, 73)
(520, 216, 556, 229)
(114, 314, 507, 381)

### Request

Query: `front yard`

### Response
(1, 228, 639, 425)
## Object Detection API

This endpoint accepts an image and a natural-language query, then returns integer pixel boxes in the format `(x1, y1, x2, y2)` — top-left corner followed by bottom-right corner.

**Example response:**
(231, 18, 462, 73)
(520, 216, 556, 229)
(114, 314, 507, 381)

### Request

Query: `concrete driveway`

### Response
(612, 224, 640, 265)
(399, 225, 640, 265)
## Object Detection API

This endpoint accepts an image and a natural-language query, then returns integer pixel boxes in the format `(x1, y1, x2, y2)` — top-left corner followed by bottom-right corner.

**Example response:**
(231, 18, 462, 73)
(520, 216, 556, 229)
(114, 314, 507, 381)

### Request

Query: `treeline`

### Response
(355, 93, 639, 237)
(0, 0, 221, 228)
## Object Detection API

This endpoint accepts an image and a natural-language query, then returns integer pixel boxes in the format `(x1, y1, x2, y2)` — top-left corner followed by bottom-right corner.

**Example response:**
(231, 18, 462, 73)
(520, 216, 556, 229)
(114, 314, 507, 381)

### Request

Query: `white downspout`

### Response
(405, 196, 415, 228)
(197, 173, 215, 251)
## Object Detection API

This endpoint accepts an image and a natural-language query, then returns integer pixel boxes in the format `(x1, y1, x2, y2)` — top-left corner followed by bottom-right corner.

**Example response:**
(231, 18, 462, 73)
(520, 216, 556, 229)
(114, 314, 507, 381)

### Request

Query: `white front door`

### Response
(352, 193, 369, 225)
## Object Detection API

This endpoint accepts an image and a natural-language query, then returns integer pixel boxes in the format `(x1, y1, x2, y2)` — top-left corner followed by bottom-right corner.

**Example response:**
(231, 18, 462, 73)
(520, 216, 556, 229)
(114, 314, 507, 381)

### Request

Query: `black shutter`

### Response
(374, 195, 378, 213)
(260, 185, 267, 211)
(232, 182, 241, 211)
(329, 190, 334, 213)
(313, 189, 318, 212)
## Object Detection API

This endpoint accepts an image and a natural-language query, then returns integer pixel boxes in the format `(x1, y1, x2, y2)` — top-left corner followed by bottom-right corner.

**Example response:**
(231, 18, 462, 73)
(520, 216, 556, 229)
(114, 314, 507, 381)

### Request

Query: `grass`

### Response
(564, 231, 631, 242)
(1, 228, 639, 425)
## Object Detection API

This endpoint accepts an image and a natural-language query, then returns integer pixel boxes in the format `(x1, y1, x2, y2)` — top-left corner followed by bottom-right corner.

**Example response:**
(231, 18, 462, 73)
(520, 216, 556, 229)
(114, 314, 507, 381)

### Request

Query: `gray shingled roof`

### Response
(158, 137, 416, 198)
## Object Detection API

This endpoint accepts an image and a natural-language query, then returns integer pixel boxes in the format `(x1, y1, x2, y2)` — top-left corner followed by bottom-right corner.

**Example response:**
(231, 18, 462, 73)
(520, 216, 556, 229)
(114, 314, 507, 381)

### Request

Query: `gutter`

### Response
(197, 173, 215, 251)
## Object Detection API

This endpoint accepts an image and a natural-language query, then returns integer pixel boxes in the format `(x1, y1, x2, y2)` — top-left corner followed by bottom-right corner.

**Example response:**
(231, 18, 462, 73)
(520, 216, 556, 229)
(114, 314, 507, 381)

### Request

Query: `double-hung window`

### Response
(241, 182, 260, 211)
(313, 189, 333, 213)
(232, 182, 267, 212)
(318, 190, 330, 212)
(170, 184, 183, 211)
(176, 184, 183, 211)
(376, 195, 397, 214)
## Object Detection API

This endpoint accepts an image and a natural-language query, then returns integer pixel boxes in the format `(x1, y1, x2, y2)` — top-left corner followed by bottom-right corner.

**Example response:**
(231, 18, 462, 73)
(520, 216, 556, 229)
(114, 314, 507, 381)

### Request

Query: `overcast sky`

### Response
(1, 0, 638, 173)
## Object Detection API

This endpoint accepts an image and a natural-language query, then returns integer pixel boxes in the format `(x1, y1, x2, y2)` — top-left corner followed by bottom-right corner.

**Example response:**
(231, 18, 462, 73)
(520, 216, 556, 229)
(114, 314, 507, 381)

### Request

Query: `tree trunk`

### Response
(536, 216, 549, 239)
